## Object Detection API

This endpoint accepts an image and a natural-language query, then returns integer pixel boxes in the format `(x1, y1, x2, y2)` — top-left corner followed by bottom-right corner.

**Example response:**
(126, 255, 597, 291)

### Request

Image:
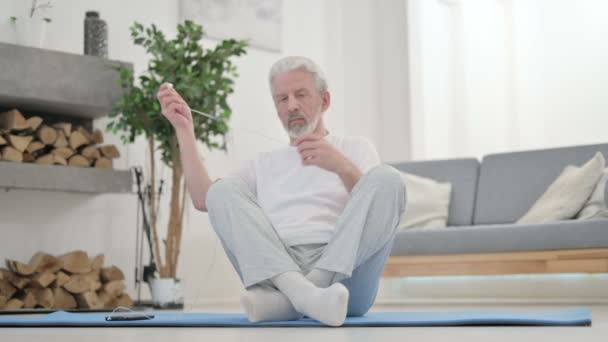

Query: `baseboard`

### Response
(377, 273, 608, 303)
(186, 274, 608, 308)
(187, 297, 242, 308)
(374, 297, 608, 305)
(188, 296, 608, 309)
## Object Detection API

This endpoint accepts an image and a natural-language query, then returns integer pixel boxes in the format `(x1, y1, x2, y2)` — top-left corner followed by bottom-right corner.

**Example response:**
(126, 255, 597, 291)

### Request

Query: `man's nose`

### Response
(287, 95, 299, 112)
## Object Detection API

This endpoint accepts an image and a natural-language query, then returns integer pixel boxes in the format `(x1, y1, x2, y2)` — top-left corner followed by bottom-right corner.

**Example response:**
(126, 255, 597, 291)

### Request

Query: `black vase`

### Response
(84, 11, 108, 58)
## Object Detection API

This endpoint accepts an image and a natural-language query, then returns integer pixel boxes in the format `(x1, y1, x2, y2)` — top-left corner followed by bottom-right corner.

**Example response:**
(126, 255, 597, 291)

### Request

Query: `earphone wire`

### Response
(191, 109, 286, 146)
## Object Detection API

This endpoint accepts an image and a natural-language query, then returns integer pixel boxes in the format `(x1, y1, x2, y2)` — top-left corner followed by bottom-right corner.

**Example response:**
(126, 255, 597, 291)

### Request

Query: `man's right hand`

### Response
(157, 83, 194, 134)
(157, 83, 213, 211)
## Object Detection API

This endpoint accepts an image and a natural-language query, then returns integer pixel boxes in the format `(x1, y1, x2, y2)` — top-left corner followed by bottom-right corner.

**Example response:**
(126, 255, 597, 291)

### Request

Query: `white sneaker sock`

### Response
(271, 271, 349, 326)
(240, 285, 303, 322)
(306, 268, 336, 288)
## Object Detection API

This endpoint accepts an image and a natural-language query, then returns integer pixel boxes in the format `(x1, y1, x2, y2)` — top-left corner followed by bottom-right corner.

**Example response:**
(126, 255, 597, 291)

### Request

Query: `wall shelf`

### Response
(0, 42, 131, 120)
(0, 43, 134, 194)
(0, 161, 133, 194)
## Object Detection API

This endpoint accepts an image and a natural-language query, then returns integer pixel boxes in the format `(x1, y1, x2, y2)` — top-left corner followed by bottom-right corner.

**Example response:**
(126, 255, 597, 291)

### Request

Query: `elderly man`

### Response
(157, 56, 406, 326)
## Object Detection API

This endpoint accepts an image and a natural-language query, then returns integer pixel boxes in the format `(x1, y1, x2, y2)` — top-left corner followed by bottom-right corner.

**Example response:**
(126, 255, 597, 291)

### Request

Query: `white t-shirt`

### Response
(228, 135, 381, 246)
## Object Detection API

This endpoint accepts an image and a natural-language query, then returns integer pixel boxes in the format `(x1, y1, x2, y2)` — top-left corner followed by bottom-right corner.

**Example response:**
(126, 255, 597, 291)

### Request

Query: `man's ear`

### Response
(321, 91, 331, 112)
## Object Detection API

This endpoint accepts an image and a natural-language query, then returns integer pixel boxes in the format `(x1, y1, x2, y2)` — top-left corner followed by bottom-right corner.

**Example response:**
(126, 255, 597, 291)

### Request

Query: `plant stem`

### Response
(148, 135, 165, 277)
(174, 179, 187, 279)
(167, 136, 183, 278)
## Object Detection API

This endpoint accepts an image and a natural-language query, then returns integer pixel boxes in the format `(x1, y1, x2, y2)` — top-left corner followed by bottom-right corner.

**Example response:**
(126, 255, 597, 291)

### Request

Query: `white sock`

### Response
(271, 271, 349, 326)
(240, 285, 303, 322)
(306, 268, 335, 288)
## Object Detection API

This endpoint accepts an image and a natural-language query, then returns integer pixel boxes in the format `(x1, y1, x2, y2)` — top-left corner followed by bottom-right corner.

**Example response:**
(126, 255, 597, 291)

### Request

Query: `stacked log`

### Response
(0, 251, 132, 310)
(0, 109, 119, 169)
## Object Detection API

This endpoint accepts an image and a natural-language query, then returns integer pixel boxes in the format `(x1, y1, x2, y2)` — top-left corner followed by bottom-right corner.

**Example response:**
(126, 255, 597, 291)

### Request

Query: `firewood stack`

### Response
(0, 251, 133, 310)
(0, 109, 120, 169)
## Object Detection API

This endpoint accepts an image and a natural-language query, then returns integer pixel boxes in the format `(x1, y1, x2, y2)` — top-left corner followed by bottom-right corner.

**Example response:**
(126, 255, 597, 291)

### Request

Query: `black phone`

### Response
(105, 314, 154, 321)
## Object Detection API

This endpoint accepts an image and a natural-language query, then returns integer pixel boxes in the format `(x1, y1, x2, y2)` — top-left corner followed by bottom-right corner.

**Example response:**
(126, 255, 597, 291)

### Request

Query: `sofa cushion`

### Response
(392, 159, 479, 226)
(577, 168, 608, 220)
(518, 152, 605, 224)
(390, 219, 608, 256)
(474, 144, 608, 225)
(398, 171, 452, 229)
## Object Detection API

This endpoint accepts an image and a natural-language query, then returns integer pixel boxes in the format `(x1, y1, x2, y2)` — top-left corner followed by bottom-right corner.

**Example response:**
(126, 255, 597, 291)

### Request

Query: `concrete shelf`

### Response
(0, 42, 132, 119)
(0, 161, 133, 194)
(0, 43, 134, 194)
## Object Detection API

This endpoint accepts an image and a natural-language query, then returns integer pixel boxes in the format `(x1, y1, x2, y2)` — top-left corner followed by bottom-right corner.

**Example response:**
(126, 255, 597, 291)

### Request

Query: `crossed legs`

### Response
(205, 165, 406, 325)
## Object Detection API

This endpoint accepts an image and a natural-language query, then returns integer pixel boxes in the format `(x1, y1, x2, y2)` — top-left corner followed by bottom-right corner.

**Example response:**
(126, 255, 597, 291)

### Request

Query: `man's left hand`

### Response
(295, 134, 353, 174)
(295, 134, 363, 191)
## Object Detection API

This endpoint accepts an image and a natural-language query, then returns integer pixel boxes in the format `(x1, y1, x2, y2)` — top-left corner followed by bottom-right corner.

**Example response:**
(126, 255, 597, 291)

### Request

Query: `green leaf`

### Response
(109, 20, 248, 168)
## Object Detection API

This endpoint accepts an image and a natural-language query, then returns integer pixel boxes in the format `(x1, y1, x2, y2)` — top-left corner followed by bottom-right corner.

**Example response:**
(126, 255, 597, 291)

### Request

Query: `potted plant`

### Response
(9, 0, 53, 48)
(108, 20, 247, 307)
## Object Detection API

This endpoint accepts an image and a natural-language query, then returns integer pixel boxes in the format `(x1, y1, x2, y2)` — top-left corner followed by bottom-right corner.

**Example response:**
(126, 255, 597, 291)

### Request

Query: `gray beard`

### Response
(285, 112, 319, 139)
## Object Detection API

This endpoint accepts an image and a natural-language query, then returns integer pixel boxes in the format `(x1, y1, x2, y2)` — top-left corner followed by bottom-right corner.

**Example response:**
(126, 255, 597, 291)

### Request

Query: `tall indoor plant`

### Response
(108, 21, 247, 303)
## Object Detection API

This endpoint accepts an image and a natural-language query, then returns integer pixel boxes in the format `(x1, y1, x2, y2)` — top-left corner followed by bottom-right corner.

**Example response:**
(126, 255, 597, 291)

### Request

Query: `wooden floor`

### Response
(0, 304, 605, 342)
(384, 248, 608, 277)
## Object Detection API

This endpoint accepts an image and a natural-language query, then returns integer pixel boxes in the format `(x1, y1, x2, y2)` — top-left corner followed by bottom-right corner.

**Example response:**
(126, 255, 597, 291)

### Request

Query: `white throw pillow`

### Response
(398, 172, 452, 229)
(577, 168, 608, 220)
(517, 152, 606, 224)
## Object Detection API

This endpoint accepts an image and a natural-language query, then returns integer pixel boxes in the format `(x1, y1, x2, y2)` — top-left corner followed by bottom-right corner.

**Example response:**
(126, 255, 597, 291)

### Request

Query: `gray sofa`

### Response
(388, 143, 608, 263)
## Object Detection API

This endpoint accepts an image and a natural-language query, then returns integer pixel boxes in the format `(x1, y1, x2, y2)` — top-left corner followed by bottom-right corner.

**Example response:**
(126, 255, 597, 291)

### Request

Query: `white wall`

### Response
(0, 0, 413, 306)
(162, 0, 411, 306)
(374, 1, 412, 162)
(408, 0, 454, 159)
(0, 0, 344, 306)
(181, 0, 341, 306)
(7, 0, 604, 308)
(335, 0, 412, 163)
(513, 0, 608, 150)
(0, 0, 179, 302)
(377, 0, 608, 303)
(410, 0, 608, 160)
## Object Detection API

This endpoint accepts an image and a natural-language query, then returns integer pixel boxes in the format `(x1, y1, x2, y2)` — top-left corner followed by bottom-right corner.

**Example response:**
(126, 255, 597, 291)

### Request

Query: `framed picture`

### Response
(179, 0, 283, 52)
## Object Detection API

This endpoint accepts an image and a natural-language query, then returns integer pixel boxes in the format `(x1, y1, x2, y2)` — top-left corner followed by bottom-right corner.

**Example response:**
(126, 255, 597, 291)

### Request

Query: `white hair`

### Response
(268, 56, 328, 94)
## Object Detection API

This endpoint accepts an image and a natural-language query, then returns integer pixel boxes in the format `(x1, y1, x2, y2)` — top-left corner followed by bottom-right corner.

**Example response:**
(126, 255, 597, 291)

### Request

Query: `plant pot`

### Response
(11, 16, 49, 48)
(148, 277, 184, 309)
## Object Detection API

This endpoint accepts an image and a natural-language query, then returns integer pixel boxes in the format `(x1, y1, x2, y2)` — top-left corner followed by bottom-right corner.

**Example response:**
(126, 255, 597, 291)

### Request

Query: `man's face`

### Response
(271, 69, 329, 139)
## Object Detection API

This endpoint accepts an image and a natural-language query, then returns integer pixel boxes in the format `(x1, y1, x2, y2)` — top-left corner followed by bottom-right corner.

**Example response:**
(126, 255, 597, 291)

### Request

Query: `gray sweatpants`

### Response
(205, 165, 407, 317)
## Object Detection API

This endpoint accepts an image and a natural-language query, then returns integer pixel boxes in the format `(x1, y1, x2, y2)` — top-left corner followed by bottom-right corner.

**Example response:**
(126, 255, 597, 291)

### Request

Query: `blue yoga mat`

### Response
(0, 308, 591, 327)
